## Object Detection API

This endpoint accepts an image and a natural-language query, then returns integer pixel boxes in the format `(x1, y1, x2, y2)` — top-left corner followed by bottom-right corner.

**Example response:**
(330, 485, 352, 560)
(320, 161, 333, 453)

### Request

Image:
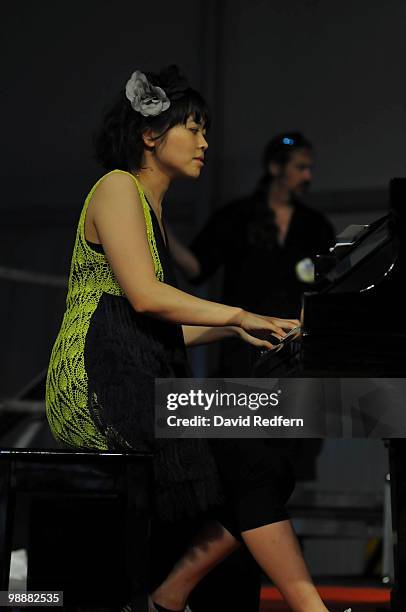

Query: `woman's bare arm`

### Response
(182, 324, 302, 349)
(89, 173, 298, 345)
(90, 173, 242, 325)
(182, 325, 237, 347)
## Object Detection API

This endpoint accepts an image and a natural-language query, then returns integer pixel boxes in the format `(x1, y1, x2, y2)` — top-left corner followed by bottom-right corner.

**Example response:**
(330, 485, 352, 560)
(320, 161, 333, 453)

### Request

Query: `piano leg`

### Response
(389, 439, 406, 610)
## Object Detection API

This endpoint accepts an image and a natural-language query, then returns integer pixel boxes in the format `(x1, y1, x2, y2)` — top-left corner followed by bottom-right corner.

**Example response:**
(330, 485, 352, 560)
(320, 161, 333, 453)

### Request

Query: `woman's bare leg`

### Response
(151, 521, 239, 610)
(151, 519, 328, 612)
(242, 520, 328, 612)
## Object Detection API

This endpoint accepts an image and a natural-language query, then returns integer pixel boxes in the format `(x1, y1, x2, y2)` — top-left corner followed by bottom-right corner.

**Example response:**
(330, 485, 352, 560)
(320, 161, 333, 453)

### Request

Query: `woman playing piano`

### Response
(45, 65, 336, 612)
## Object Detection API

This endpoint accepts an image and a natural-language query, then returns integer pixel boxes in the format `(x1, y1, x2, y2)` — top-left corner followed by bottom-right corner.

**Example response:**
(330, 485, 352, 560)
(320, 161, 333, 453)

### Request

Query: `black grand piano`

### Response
(252, 178, 406, 611)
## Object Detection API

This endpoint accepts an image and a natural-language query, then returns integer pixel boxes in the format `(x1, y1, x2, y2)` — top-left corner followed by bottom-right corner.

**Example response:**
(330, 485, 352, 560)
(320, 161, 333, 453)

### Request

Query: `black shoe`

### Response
(149, 598, 192, 612)
(121, 598, 192, 612)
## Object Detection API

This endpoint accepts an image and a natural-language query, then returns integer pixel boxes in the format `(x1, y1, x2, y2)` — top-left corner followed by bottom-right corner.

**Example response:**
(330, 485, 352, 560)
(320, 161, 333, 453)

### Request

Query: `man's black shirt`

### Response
(189, 193, 336, 319)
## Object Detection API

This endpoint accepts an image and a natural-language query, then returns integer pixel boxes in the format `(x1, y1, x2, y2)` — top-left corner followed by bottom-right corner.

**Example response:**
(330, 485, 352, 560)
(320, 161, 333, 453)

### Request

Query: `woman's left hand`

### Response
(231, 321, 301, 351)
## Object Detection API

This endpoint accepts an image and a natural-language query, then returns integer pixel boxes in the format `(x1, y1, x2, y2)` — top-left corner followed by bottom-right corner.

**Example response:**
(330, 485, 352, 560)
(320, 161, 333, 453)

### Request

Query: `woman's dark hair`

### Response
(254, 132, 313, 197)
(94, 65, 210, 171)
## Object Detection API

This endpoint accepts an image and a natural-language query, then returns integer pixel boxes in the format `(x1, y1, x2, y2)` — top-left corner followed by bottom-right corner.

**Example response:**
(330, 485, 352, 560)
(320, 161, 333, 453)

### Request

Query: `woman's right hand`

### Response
(234, 311, 300, 350)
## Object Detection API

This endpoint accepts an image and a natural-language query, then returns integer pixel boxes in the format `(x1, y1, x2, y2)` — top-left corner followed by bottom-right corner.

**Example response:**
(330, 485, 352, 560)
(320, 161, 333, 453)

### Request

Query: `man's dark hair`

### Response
(94, 65, 210, 171)
(255, 132, 313, 196)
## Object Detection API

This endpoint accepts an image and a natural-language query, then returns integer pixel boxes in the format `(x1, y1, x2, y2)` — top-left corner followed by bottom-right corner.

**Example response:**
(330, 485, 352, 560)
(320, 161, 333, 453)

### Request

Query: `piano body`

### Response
(252, 178, 406, 610)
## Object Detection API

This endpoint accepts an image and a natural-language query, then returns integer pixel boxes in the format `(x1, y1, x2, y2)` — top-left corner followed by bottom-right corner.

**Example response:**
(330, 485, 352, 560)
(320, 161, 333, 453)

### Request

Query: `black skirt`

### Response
(209, 439, 296, 534)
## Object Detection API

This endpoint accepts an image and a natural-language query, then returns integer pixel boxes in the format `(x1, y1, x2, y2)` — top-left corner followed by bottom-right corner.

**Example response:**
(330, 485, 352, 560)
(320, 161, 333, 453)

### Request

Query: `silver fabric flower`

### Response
(125, 70, 170, 117)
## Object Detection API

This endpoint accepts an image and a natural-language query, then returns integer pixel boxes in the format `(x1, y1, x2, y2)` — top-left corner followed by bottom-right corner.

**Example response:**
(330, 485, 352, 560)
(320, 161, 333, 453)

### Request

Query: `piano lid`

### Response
(312, 177, 406, 296)
(318, 213, 398, 294)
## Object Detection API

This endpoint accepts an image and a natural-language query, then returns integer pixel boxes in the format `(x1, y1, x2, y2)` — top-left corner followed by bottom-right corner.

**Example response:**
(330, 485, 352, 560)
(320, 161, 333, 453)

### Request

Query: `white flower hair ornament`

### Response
(125, 70, 170, 117)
